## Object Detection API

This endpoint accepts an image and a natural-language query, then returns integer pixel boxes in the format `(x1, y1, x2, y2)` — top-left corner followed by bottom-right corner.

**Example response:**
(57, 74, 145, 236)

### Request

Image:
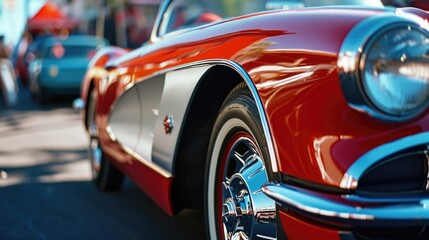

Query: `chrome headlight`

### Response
(339, 14, 429, 121)
(363, 26, 429, 117)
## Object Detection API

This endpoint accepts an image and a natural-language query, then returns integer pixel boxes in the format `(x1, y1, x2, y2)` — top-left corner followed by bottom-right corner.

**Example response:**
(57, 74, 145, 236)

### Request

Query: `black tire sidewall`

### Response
(87, 89, 123, 191)
(204, 87, 272, 239)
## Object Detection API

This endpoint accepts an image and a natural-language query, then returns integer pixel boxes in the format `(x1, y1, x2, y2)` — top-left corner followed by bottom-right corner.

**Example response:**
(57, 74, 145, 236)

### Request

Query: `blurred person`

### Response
(11, 31, 32, 86)
(0, 36, 9, 59)
(0, 35, 18, 106)
(126, 6, 151, 48)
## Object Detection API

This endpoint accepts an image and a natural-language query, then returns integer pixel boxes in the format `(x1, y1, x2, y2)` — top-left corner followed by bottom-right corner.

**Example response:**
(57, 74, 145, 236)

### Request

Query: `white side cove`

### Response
(134, 75, 165, 164)
(108, 65, 211, 175)
(107, 86, 142, 151)
(151, 66, 211, 171)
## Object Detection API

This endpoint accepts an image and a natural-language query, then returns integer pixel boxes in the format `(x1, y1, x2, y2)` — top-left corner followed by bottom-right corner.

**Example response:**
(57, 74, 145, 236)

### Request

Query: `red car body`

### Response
(77, 1, 429, 239)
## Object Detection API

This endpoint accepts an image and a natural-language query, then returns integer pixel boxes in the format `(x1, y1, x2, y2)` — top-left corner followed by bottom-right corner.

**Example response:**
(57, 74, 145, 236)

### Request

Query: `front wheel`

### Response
(205, 83, 277, 240)
(87, 89, 124, 191)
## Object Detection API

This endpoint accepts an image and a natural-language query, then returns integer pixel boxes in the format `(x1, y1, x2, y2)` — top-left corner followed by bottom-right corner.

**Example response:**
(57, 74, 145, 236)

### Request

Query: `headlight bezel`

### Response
(338, 12, 429, 122)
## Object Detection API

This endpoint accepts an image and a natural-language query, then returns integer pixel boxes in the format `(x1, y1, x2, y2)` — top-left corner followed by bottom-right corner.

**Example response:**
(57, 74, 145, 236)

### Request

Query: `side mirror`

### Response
(73, 98, 85, 111)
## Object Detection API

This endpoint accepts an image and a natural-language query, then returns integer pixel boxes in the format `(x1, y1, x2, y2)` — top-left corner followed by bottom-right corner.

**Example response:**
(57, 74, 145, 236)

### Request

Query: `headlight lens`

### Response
(362, 26, 429, 118)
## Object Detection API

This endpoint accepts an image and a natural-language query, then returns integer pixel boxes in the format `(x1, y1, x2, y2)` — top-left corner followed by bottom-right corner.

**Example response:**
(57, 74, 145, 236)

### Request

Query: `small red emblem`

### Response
(163, 115, 174, 134)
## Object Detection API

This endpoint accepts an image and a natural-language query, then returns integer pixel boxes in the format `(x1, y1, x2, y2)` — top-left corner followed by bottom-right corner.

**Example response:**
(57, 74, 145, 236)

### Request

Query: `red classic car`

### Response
(75, 0, 429, 239)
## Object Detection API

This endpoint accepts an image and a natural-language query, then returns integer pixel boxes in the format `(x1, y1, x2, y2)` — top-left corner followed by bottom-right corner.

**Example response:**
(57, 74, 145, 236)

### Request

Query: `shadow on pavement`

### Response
(0, 180, 205, 240)
(0, 83, 206, 240)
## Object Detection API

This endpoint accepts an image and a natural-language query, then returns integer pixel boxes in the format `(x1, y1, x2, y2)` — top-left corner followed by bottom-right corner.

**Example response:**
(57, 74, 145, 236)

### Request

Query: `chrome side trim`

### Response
(106, 59, 278, 177)
(425, 150, 429, 190)
(263, 182, 429, 227)
(150, 0, 173, 43)
(340, 132, 429, 190)
(170, 60, 278, 173)
(122, 144, 172, 179)
(224, 61, 279, 173)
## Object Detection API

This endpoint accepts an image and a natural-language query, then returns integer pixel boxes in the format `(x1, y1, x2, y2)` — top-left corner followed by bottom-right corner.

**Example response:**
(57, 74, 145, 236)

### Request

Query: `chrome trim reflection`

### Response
(223, 61, 279, 173)
(150, 0, 173, 43)
(121, 144, 172, 178)
(134, 59, 278, 173)
(105, 59, 278, 178)
(263, 182, 429, 227)
(425, 150, 429, 190)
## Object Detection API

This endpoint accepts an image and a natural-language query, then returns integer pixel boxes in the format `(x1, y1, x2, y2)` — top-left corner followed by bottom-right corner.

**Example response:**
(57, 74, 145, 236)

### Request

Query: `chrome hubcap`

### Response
(220, 135, 276, 240)
(87, 92, 101, 179)
(89, 136, 102, 178)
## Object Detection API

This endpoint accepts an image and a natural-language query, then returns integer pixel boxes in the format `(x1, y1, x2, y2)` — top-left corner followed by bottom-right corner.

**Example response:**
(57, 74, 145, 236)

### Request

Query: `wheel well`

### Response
(172, 65, 244, 212)
(84, 81, 95, 131)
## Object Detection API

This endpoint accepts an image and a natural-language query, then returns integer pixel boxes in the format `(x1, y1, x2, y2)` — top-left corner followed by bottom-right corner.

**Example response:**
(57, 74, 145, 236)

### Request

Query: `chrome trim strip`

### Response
(150, 0, 173, 43)
(221, 60, 279, 173)
(425, 150, 429, 190)
(104, 125, 172, 178)
(263, 182, 429, 227)
(122, 144, 172, 178)
(105, 59, 279, 177)
(340, 132, 429, 189)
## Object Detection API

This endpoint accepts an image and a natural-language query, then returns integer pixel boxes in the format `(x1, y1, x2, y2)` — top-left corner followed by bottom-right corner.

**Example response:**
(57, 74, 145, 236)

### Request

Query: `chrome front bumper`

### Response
(262, 182, 429, 228)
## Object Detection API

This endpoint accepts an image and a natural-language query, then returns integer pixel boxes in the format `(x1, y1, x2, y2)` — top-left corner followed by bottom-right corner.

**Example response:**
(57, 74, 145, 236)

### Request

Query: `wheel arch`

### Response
(171, 64, 244, 212)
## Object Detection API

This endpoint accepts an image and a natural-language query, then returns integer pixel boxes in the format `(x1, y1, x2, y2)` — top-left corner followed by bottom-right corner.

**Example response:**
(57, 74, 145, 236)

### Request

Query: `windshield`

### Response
(269, 0, 384, 10)
(44, 45, 98, 59)
(161, 0, 384, 35)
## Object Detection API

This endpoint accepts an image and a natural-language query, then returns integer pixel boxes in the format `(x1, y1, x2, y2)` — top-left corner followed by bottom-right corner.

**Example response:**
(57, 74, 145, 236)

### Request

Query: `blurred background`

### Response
(0, 0, 427, 50)
(0, 0, 428, 239)
(0, 0, 161, 105)
(0, 0, 160, 49)
(0, 1, 208, 239)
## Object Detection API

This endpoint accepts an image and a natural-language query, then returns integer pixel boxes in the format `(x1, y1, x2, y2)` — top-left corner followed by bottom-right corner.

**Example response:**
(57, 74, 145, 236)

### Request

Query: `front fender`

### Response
(80, 46, 130, 129)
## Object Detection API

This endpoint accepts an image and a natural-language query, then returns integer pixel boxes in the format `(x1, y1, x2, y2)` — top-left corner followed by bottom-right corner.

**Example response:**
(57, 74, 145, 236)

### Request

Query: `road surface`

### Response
(0, 87, 205, 239)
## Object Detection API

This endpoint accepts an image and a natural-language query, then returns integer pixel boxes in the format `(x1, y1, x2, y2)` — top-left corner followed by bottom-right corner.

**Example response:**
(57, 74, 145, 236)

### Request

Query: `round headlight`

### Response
(362, 25, 429, 118)
(339, 14, 429, 122)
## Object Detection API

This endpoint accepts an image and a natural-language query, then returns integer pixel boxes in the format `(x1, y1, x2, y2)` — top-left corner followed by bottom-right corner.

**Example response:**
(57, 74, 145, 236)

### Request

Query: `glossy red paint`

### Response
(248, 9, 429, 188)
(79, 6, 429, 217)
(279, 211, 342, 240)
(105, 145, 175, 215)
(260, 48, 429, 187)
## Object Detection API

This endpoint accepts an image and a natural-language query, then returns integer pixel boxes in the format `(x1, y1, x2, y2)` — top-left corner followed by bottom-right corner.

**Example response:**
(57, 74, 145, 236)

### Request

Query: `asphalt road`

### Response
(0, 86, 205, 240)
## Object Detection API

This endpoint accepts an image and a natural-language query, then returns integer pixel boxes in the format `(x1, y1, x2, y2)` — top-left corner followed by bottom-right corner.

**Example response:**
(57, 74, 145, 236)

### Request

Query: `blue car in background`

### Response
(28, 35, 108, 103)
